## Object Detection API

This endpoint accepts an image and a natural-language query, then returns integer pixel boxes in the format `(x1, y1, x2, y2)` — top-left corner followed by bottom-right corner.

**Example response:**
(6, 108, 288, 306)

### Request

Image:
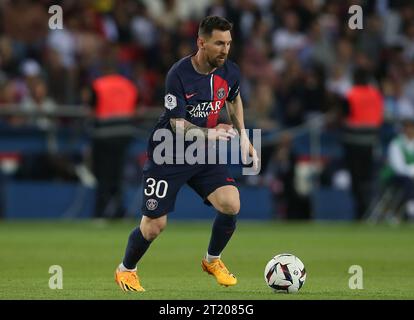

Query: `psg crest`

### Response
(217, 87, 226, 99)
(146, 199, 158, 211)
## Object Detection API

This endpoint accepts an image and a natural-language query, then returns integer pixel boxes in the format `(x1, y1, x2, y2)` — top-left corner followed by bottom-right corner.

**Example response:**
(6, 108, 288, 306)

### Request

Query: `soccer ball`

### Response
(264, 253, 306, 293)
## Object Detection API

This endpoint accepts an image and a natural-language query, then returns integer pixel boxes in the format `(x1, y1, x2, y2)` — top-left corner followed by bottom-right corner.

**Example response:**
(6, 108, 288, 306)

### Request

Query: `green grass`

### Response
(0, 220, 413, 300)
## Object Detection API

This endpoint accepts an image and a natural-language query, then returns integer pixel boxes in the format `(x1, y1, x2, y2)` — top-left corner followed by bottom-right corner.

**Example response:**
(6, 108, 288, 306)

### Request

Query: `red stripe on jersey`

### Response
(206, 74, 229, 128)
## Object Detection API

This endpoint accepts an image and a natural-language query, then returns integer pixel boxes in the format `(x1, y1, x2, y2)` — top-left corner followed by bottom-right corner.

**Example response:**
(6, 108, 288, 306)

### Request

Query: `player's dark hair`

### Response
(198, 16, 233, 38)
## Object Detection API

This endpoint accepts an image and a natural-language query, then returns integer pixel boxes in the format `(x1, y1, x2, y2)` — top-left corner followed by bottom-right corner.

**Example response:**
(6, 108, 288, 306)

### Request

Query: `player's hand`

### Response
(208, 124, 237, 141)
(240, 133, 260, 171)
(215, 123, 238, 137)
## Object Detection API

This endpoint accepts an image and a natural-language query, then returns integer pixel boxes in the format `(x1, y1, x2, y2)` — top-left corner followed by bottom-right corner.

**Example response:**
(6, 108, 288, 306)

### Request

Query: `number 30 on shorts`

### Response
(144, 178, 168, 198)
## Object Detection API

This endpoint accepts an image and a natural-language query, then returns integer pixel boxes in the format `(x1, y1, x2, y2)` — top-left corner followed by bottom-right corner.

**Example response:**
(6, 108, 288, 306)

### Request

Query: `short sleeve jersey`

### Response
(147, 54, 241, 161)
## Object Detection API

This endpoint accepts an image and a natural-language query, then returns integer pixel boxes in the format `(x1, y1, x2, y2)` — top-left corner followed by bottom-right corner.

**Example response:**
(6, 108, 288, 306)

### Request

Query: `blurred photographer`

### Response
(386, 106, 414, 221)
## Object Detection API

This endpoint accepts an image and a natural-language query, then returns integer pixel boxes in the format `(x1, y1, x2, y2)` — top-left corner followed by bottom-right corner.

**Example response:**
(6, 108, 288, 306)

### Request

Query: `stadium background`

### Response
(1, 0, 414, 301)
(1, 0, 414, 221)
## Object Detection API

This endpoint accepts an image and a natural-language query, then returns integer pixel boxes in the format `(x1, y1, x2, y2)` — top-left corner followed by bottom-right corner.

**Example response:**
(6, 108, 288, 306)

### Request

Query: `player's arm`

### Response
(226, 93, 259, 170)
(170, 118, 234, 141)
(225, 93, 246, 135)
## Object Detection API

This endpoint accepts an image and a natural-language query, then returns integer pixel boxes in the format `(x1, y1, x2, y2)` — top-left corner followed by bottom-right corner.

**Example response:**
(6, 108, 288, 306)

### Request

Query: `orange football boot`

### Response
(202, 258, 237, 286)
(115, 267, 145, 292)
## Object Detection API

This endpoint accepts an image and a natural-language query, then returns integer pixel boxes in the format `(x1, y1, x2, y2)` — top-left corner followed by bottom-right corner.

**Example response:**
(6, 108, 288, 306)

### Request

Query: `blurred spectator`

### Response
(46, 15, 79, 105)
(133, 62, 161, 107)
(385, 107, 414, 221)
(206, 0, 230, 18)
(305, 18, 336, 70)
(249, 80, 278, 131)
(333, 38, 354, 80)
(402, 22, 414, 61)
(130, 3, 158, 50)
(0, 36, 19, 76)
(326, 64, 352, 97)
(271, 10, 307, 55)
(152, 0, 182, 30)
(267, 133, 310, 220)
(300, 66, 326, 115)
(381, 78, 414, 122)
(381, 3, 403, 47)
(20, 77, 57, 130)
(402, 61, 414, 107)
(357, 14, 384, 66)
(46, 22, 77, 70)
(0, 80, 19, 105)
(241, 17, 275, 82)
(342, 68, 384, 220)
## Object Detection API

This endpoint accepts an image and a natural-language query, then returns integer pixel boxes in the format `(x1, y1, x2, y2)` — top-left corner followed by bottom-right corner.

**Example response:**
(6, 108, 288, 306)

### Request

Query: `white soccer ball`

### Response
(264, 253, 307, 293)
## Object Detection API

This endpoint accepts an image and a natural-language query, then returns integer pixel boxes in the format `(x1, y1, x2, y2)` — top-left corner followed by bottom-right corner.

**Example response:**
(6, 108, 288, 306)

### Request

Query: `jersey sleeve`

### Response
(226, 63, 241, 102)
(164, 68, 186, 118)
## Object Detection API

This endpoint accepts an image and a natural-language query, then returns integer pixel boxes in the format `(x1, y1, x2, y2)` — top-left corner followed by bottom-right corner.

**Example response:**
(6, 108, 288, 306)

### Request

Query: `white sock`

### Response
(118, 263, 136, 272)
(206, 253, 221, 263)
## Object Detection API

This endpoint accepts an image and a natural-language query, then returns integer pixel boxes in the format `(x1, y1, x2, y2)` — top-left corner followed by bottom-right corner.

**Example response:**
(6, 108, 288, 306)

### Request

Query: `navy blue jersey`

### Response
(147, 54, 241, 161)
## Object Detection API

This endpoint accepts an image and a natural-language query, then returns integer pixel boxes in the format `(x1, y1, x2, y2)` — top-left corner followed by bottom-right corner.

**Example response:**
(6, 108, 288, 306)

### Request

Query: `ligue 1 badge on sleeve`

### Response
(165, 93, 177, 110)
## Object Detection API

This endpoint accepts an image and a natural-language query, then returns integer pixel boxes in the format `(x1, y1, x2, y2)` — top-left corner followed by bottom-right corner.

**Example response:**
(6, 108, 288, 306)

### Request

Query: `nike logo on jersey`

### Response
(185, 92, 197, 99)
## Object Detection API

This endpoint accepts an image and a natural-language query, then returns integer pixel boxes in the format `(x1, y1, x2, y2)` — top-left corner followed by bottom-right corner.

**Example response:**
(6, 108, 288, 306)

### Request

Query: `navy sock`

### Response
(207, 212, 237, 257)
(122, 227, 152, 269)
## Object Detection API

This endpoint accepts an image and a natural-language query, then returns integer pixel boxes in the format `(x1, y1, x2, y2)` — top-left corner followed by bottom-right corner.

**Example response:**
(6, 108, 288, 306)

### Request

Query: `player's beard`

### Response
(208, 55, 227, 68)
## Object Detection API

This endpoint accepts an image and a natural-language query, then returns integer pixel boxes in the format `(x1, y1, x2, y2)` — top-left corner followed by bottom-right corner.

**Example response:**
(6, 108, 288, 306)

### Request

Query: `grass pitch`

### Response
(0, 220, 413, 300)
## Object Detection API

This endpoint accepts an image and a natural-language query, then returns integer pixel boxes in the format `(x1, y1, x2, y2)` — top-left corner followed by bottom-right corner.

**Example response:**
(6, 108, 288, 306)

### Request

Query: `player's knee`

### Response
(219, 200, 240, 215)
(142, 223, 165, 241)
(141, 216, 167, 241)
(212, 187, 240, 215)
(145, 229, 161, 241)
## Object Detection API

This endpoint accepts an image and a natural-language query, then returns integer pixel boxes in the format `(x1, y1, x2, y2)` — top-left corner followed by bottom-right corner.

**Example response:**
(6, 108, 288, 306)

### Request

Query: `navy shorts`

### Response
(141, 160, 237, 218)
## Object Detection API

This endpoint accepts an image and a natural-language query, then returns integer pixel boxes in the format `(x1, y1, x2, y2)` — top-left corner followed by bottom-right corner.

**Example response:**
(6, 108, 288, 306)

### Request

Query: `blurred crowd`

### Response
(1, 0, 414, 220)
(0, 0, 413, 127)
